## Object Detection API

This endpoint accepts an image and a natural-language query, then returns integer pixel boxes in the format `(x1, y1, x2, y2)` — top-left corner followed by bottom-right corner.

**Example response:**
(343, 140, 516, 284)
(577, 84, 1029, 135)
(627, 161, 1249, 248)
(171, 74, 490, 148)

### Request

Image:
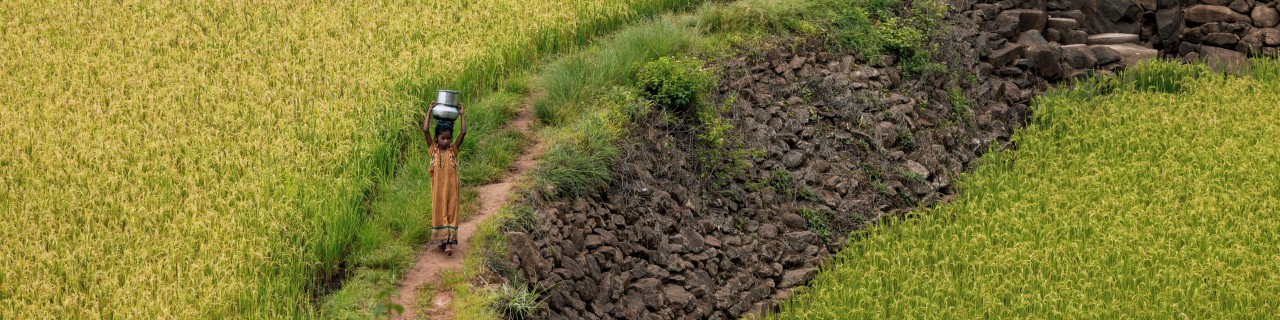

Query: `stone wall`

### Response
(504, 36, 1036, 319)
(1178, 0, 1280, 70)
(966, 0, 1280, 76)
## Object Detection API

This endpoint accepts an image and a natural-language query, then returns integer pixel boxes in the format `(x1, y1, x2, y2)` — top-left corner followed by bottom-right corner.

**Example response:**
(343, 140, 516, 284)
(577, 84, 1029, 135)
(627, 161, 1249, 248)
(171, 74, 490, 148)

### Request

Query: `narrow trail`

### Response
(390, 106, 545, 320)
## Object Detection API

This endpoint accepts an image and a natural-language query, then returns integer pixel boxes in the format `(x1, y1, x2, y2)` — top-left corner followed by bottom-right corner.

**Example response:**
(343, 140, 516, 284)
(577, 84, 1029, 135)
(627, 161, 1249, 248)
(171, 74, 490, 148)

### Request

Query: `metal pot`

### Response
(432, 90, 461, 120)
(436, 90, 460, 106)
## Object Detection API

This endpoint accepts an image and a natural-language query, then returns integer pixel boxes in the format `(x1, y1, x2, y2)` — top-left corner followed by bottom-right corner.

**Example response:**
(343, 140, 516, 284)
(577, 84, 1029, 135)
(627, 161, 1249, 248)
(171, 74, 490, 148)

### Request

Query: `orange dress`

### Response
(429, 144, 461, 240)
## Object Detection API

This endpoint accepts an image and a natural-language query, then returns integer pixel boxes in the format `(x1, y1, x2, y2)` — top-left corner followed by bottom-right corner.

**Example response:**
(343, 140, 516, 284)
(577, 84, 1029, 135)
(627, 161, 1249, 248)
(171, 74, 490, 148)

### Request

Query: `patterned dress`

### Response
(429, 144, 460, 241)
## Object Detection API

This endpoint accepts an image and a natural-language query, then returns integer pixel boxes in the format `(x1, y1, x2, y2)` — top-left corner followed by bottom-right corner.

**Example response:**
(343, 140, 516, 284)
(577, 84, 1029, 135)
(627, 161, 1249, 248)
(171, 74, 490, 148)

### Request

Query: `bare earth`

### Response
(390, 107, 545, 320)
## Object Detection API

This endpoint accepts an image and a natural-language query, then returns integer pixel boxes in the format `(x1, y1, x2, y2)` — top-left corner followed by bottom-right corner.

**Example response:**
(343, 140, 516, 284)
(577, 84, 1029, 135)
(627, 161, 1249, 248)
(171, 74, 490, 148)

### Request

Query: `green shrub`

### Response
(637, 56, 716, 113)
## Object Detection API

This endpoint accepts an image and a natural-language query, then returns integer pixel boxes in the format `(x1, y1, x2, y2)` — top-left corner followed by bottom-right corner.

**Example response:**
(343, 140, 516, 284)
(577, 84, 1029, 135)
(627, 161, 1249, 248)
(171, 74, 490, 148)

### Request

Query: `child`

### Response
(425, 102, 466, 255)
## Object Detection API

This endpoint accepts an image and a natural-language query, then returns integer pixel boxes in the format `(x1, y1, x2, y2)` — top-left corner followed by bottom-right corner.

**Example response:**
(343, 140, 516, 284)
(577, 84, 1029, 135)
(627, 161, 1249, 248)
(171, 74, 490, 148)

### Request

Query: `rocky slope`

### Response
(501, 1, 1280, 319)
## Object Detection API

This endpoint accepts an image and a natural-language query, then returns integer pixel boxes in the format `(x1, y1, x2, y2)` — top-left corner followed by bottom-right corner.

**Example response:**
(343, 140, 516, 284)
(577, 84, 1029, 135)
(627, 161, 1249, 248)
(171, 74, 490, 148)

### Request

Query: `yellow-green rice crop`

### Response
(0, 0, 696, 317)
(777, 59, 1280, 318)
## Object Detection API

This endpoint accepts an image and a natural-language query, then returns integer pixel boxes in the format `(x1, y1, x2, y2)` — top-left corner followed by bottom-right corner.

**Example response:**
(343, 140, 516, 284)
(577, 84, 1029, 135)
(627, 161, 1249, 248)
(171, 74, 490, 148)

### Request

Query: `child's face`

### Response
(436, 131, 453, 148)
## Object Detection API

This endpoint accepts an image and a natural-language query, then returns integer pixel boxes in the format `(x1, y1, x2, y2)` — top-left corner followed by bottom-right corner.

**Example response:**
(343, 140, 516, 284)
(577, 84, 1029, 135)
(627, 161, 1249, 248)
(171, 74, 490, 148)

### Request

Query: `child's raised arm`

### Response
(423, 102, 435, 143)
(453, 103, 467, 149)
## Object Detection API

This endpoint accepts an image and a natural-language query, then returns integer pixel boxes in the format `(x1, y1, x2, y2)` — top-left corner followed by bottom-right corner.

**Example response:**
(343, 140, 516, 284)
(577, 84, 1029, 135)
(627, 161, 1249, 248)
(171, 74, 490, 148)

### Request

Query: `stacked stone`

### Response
(1179, 0, 1280, 71)
(972, 0, 1159, 81)
(505, 38, 1033, 319)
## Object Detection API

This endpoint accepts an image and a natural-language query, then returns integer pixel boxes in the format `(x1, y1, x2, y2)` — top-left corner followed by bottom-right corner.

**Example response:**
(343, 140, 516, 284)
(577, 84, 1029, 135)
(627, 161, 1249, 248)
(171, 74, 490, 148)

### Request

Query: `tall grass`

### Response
(534, 17, 701, 125)
(0, 0, 702, 317)
(775, 60, 1280, 318)
(527, 15, 706, 198)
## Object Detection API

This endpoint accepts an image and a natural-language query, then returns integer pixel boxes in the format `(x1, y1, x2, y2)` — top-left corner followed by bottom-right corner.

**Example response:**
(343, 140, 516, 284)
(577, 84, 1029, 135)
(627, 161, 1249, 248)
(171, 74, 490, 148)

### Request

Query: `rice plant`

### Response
(775, 60, 1280, 318)
(0, 0, 701, 317)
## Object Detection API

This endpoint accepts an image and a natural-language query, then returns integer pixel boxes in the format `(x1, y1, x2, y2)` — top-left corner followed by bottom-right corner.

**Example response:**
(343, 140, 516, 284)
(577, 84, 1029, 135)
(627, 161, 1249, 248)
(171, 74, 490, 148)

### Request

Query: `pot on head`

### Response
(432, 90, 461, 120)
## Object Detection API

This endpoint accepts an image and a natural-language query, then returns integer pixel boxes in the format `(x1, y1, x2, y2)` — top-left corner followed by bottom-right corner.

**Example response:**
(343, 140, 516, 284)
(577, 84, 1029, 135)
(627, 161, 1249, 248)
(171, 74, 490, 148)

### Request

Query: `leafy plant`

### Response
(637, 56, 716, 113)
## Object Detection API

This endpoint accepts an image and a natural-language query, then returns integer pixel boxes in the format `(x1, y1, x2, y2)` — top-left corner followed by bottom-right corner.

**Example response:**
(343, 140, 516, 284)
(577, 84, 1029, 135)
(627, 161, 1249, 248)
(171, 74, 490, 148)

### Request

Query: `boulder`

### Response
(1184, 5, 1252, 24)
(1228, 0, 1249, 14)
(988, 44, 1026, 67)
(1049, 10, 1087, 23)
(783, 231, 821, 251)
(903, 160, 930, 179)
(1136, 0, 1157, 11)
(1179, 41, 1201, 56)
(1045, 28, 1062, 43)
(1253, 4, 1280, 28)
(1198, 45, 1250, 74)
(1063, 30, 1089, 45)
(1095, 44, 1158, 67)
(781, 212, 807, 230)
(1062, 44, 1099, 69)
(1008, 9, 1050, 33)
(663, 285, 694, 309)
(1203, 32, 1241, 46)
(629, 278, 664, 309)
(993, 10, 1023, 38)
(1093, 0, 1134, 22)
(506, 232, 547, 278)
(778, 268, 819, 288)
(1087, 33, 1140, 45)
(1018, 30, 1049, 45)
(1261, 28, 1280, 46)
(1025, 44, 1063, 78)
(1238, 29, 1266, 54)
(1047, 17, 1079, 30)
(1201, 0, 1232, 5)
(783, 150, 805, 168)
(1156, 8, 1184, 44)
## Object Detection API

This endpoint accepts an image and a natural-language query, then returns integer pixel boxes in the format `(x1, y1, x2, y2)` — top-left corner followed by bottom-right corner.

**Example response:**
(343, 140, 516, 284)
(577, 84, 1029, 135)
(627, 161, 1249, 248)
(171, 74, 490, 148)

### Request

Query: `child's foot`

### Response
(444, 245, 454, 256)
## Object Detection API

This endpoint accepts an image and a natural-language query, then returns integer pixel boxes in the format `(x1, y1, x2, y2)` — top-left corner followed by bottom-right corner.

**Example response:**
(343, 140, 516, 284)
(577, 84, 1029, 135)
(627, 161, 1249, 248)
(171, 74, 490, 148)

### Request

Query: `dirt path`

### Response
(390, 107, 545, 320)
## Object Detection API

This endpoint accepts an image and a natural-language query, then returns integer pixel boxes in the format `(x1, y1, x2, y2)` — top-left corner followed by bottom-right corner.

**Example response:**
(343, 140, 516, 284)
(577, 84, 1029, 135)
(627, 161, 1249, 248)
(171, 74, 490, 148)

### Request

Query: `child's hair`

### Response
(434, 119, 455, 139)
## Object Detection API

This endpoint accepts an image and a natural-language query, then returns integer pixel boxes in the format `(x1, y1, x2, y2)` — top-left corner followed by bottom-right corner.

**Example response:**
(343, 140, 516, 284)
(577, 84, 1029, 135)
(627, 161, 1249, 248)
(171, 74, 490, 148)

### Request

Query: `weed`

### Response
(895, 128, 915, 150)
(797, 207, 833, 240)
(869, 180, 890, 196)
(947, 87, 974, 126)
(798, 185, 819, 201)
(492, 283, 547, 320)
(894, 167, 926, 183)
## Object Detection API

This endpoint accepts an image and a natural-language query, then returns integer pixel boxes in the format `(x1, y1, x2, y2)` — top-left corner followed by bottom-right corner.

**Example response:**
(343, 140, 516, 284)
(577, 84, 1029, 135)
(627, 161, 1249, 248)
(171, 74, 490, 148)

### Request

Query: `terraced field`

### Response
(0, 0, 694, 317)
(778, 61, 1280, 318)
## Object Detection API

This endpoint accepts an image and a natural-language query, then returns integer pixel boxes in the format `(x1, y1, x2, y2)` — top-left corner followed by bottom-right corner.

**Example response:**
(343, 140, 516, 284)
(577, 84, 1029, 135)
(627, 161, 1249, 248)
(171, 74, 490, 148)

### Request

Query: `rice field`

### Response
(0, 0, 696, 317)
(777, 60, 1280, 318)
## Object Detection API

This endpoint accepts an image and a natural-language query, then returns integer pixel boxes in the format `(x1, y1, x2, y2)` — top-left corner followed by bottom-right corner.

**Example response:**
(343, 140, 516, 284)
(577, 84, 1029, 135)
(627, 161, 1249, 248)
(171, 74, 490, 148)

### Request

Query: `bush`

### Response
(636, 56, 716, 113)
